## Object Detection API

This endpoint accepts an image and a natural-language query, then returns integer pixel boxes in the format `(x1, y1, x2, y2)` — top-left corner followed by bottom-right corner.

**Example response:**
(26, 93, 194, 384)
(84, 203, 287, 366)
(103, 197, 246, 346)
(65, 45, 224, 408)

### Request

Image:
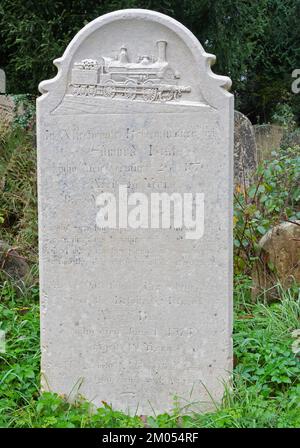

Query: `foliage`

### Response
(271, 103, 296, 130)
(281, 128, 300, 149)
(11, 95, 36, 131)
(234, 146, 300, 274)
(0, 120, 37, 260)
(0, 0, 299, 124)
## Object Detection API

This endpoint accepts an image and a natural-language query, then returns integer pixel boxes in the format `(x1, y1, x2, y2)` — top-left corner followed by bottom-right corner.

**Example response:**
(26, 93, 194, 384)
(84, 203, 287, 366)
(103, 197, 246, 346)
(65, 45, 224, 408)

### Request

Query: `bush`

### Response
(234, 145, 300, 274)
(0, 119, 37, 260)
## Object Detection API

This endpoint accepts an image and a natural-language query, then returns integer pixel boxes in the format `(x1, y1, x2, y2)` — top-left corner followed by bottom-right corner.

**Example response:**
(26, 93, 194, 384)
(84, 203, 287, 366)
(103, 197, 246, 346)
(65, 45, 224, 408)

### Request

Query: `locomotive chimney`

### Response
(157, 40, 167, 62)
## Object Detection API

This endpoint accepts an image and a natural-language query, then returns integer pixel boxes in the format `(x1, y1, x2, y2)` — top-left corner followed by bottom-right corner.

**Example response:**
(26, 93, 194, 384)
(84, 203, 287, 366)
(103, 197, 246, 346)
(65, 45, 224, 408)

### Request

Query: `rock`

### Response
(252, 221, 300, 301)
(234, 111, 257, 189)
(0, 240, 30, 280)
(254, 124, 284, 162)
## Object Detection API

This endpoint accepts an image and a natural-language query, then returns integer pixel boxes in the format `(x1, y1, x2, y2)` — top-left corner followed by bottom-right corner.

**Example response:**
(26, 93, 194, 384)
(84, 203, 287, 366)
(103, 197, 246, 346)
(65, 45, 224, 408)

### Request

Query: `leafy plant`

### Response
(271, 103, 296, 130)
(234, 145, 300, 274)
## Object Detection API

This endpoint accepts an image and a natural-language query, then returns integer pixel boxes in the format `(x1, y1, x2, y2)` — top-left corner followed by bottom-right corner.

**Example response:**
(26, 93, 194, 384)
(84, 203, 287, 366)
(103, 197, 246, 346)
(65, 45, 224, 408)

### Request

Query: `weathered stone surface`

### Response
(254, 124, 284, 162)
(0, 94, 28, 125)
(234, 111, 257, 188)
(0, 240, 30, 280)
(37, 9, 233, 414)
(0, 95, 14, 123)
(0, 69, 5, 93)
(252, 221, 300, 301)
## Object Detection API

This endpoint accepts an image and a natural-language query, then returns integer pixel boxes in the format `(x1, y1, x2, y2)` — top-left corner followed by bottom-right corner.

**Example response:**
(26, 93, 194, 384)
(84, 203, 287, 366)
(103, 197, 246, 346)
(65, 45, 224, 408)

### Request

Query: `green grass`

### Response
(0, 275, 299, 428)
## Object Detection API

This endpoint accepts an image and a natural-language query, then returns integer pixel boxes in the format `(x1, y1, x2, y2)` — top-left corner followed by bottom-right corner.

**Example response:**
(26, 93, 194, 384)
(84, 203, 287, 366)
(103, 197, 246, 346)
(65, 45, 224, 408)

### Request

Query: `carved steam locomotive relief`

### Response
(68, 41, 192, 103)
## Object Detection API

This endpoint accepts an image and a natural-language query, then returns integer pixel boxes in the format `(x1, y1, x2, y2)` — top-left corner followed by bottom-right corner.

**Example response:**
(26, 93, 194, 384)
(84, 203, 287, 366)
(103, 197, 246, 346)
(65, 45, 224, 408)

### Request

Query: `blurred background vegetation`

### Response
(0, 0, 300, 124)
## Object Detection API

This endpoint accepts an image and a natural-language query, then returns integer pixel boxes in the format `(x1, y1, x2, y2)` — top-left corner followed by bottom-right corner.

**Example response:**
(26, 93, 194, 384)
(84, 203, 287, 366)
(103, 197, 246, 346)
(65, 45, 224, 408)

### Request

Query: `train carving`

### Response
(69, 41, 191, 103)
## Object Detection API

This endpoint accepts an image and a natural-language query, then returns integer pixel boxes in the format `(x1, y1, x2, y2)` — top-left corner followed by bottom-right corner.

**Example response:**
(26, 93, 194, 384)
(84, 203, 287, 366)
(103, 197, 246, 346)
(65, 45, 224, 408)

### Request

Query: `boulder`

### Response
(252, 221, 300, 301)
(0, 240, 30, 280)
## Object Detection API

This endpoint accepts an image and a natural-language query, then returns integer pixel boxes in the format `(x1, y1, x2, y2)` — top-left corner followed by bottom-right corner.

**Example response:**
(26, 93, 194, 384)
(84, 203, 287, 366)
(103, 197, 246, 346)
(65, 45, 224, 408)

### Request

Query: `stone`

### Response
(0, 240, 30, 280)
(252, 221, 300, 301)
(37, 9, 233, 414)
(0, 69, 5, 93)
(254, 124, 284, 162)
(234, 111, 257, 189)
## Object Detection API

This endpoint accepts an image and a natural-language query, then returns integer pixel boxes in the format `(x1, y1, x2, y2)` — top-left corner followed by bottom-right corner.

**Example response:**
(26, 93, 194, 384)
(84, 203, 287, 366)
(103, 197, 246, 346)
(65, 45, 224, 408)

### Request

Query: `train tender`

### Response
(69, 41, 191, 102)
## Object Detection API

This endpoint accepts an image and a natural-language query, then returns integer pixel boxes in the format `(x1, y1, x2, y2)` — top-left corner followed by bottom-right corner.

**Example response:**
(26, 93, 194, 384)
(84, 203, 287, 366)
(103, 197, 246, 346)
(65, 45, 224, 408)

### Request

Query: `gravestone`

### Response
(0, 69, 5, 93)
(254, 124, 284, 162)
(37, 9, 233, 414)
(234, 111, 257, 189)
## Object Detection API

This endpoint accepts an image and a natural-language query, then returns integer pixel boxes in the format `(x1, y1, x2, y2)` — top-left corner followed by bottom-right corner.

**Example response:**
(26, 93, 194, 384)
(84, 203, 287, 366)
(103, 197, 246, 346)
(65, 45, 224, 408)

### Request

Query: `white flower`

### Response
(291, 329, 300, 338)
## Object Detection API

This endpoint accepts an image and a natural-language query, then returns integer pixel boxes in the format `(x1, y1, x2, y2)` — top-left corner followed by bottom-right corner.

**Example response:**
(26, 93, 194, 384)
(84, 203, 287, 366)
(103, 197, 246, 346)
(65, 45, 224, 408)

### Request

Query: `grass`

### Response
(0, 119, 299, 428)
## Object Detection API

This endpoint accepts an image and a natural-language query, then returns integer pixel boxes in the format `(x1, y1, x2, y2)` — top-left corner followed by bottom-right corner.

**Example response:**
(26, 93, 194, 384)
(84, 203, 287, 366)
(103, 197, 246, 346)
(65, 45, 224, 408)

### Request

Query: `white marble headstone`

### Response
(0, 69, 6, 93)
(37, 9, 233, 414)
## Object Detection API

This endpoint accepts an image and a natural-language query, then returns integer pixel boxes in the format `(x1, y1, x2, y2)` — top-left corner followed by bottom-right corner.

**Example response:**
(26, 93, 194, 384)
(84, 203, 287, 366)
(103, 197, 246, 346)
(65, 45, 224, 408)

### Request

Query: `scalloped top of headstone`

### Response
(38, 9, 232, 115)
(0, 69, 6, 93)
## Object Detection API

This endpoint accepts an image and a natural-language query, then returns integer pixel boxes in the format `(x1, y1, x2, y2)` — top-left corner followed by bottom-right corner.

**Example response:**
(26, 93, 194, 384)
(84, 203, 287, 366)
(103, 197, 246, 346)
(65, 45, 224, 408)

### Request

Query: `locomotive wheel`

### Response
(88, 85, 97, 97)
(160, 89, 174, 102)
(124, 80, 137, 100)
(143, 81, 157, 102)
(73, 85, 83, 96)
(103, 81, 116, 98)
(79, 85, 87, 96)
(72, 85, 80, 96)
